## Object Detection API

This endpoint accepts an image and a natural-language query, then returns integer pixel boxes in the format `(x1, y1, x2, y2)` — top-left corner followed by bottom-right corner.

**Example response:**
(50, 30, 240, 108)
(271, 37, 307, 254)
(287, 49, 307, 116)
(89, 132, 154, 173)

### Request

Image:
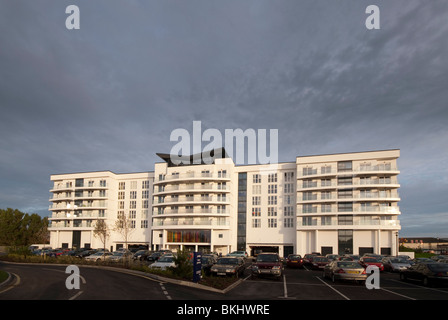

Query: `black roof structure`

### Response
(156, 147, 229, 167)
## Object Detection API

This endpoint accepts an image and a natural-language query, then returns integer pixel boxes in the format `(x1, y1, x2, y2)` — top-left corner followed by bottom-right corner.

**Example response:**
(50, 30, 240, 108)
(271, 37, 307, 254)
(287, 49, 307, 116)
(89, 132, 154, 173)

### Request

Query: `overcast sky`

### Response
(1, 1, 447, 238)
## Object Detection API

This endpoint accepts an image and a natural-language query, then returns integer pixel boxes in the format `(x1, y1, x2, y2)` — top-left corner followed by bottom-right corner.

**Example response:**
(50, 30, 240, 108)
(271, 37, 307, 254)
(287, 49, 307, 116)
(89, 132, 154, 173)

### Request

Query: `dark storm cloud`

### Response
(0, 1, 447, 236)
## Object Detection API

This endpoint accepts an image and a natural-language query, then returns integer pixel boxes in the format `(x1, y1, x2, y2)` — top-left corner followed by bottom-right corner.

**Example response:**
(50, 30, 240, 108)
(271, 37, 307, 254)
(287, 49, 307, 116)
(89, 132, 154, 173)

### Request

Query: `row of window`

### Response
(252, 218, 294, 228)
(252, 172, 295, 184)
(252, 206, 295, 217)
(118, 180, 151, 190)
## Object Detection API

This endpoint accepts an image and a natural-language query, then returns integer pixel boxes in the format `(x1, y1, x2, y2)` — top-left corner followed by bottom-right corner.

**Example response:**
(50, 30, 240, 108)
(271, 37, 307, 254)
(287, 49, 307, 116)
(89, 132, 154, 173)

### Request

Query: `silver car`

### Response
(382, 257, 411, 272)
(323, 260, 367, 283)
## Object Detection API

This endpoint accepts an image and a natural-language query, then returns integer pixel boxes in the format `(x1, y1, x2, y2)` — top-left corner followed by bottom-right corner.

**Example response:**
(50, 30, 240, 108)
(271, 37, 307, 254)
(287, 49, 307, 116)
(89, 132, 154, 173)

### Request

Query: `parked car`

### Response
(325, 254, 340, 262)
(211, 257, 246, 277)
(75, 249, 97, 259)
(147, 251, 165, 262)
(85, 251, 113, 262)
(430, 255, 448, 261)
(359, 257, 384, 271)
(400, 263, 448, 287)
(107, 250, 134, 263)
(133, 250, 151, 261)
(201, 256, 217, 276)
(149, 255, 177, 270)
(303, 254, 318, 265)
(311, 256, 330, 270)
(411, 258, 434, 265)
(227, 251, 248, 259)
(382, 257, 411, 272)
(251, 253, 283, 280)
(286, 254, 303, 268)
(323, 260, 367, 283)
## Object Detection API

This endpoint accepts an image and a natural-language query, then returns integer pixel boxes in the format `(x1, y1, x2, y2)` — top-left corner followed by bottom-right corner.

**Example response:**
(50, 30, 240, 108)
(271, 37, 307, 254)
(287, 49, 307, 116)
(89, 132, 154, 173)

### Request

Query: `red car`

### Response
(251, 253, 284, 280)
(286, 254, 304, 268)
(311, 256, 330, 270)
(359, 257, 384, 271)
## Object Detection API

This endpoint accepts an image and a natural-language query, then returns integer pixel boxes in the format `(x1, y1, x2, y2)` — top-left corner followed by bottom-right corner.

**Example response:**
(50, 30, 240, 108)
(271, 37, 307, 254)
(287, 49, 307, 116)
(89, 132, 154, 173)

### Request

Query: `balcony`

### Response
(152, 218, 230, 228)
(297, 217, 401, 230)
(50, 182, 108, 191)
(299, 206, 400, 215)
(153, 183, 230, 195)
(299, 166, 399, 178)
(153, 208, 229, 216)
(153, 195, 230, 206)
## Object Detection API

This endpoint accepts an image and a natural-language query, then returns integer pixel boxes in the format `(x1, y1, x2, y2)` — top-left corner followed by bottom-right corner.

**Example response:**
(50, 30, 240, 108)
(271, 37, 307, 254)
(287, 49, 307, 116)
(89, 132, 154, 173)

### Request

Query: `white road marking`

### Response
(315, 276, 350, 300)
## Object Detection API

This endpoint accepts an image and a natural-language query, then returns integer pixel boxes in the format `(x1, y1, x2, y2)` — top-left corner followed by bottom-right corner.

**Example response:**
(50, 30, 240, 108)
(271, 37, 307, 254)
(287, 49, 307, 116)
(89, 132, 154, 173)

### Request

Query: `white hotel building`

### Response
(48, 149, 401, 257)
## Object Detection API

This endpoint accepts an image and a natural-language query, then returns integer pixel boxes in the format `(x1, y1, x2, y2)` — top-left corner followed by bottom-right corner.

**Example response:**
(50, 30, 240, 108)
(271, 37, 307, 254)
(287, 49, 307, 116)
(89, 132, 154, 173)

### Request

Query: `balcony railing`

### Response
(152, 218, 230, 227)
(155, 172, 230, 183)
(297, 218, 400, 227)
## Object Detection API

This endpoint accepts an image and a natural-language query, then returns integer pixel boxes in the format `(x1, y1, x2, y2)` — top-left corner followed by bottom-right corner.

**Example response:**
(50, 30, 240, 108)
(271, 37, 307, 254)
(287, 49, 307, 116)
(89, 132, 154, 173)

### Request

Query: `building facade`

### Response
(48, 149, 401, 256)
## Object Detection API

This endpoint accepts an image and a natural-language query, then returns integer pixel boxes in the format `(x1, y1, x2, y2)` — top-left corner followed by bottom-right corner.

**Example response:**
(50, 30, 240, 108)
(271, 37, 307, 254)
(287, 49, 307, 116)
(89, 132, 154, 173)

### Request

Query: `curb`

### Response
(0, 261, 244, 294)
(0, 271, 12, 290)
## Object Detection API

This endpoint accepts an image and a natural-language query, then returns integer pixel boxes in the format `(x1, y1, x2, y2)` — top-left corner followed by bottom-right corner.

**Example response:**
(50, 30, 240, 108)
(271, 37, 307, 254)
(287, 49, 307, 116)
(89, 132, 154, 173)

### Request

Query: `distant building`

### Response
(48, 149, 402, 256)
(400, 237, 448, 253)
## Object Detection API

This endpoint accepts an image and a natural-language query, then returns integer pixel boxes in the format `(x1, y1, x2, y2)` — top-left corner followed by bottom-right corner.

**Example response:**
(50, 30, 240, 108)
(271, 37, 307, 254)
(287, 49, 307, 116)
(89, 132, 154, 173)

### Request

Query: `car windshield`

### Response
(257, 254, 279, 262)
(427, 264, 448, 272)
(217, 258, 239, 265)
(364, 258, 380, 262)
(391, 258, 408, 263)
(338, 262, 361, 268)
(314, 257, 328, 262)
(289, 255, 300, 259)
(158, 256, 174, 263)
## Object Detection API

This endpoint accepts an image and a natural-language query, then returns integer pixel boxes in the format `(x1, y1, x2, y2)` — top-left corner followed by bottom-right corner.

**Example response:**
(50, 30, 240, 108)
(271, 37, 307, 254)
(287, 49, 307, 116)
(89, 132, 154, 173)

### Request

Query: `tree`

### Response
(0, 208, 48, 247)
(113, 212, 134, 251)
(93, 219, 110, 254)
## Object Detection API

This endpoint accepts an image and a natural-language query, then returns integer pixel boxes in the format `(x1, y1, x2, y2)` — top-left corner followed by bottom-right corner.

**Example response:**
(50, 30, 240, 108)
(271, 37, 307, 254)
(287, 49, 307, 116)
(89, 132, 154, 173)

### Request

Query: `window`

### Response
(100, 180, 106, 187)
(118, 201, 125, 209)
(252, 196, 261, 205)
(141, 220, 148, 228)
(284, 218, 294, 228)
(284, 183, 293, 193)
(284, 206, 294, 216)
(268, 173, 277, 183)
(321, 216, 332, 225)
(268, 207, 277, 216)
(303, 192, 316, 201)
(321, 204, 332, 213)
(130, 191, 137, 199)
(338, 230, 353, 255)
(303, 180, 316, 188)
(284, 171, 294, 182)
(118, 191, 125, 200)
(142, 180, 150, 189)
(285, 195, 292, 205)
(142, 190, 149, 199)
(268, 196, 277, 205)
(338, 202, 353, 212)
(268, 218, 277, 228)
(119, 182, 126, 190)
(302, 216, 317, 226)
(338, 189, 353, 199)
(252, 219, 261, 228)
(130, 181, 137, 189)
(130, 201, 137, 209)
(252, 207, 261, 217)
(338, 215, 353, 225)
(303, 204, 317, 213)
(303, 167, 317, 176)
(321, 166, 332, 174)
(338, 177, 352, 185)
(253, 174, 261, 183)
(321, 191, 332, 200)
(268, 184, 277, 194)
(252, 185, 261, 194)
(129, 210, 136, 219)
(321, 179, 332, 187)
(142, 200, 149, 209)
(337, 161, 352, 172)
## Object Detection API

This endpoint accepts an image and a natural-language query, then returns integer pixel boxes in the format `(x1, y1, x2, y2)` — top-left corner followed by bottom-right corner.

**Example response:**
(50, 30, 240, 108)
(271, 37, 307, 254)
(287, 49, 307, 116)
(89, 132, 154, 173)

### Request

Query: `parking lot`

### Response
(229, 265, 448, 300)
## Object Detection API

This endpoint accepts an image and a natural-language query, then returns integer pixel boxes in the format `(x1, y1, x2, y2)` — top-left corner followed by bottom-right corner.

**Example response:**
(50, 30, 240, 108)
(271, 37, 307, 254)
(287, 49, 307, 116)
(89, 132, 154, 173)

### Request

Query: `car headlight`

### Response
(272, 266, 281, 270)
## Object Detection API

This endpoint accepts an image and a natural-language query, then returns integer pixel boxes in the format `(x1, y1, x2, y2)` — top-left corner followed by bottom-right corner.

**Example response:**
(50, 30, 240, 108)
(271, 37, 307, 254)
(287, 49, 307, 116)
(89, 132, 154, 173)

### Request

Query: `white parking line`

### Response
(380, 287, 416, 300)
(390, 279, 448, 294)
(283, 275, 288, 298)
(315, 276, 350, 300)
